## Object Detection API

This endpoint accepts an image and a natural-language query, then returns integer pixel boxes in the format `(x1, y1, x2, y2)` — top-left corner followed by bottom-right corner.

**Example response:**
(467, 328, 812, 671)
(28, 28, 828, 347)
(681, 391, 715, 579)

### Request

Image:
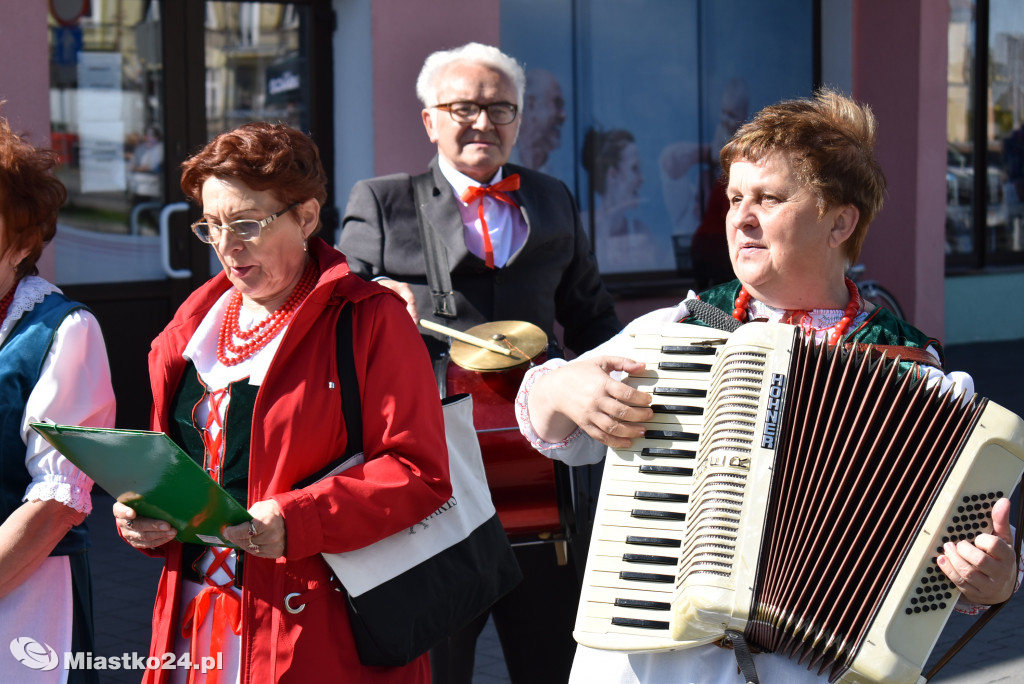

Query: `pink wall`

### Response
(0, 0, 50, 144)
(0, 0, 55, 279)
(371, 0, 501, 176)
(852, 0, 949, 339)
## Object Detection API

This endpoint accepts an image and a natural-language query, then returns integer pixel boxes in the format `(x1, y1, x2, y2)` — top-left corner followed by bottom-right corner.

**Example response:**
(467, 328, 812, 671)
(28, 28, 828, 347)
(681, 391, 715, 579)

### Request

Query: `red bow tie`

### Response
(460, 174, 521, 268)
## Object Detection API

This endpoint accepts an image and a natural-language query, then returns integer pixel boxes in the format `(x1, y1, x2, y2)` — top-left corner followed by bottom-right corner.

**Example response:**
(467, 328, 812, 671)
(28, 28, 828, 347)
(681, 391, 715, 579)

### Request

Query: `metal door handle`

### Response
(159, 202, 192, 279)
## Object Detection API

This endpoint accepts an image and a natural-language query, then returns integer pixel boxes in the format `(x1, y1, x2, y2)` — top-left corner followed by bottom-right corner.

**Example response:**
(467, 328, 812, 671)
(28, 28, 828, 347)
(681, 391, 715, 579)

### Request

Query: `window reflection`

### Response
(47, 2, 310, 286)
(947, 0, 1024, 263)
(990, 0, 1024, 254)
(48, 1, 168, 285)
(204, 2, 308, 139)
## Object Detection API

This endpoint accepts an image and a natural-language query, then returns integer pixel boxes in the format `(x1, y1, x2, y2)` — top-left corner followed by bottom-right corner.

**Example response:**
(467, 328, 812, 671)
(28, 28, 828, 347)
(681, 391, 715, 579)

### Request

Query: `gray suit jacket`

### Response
(338, 156, 621, 357)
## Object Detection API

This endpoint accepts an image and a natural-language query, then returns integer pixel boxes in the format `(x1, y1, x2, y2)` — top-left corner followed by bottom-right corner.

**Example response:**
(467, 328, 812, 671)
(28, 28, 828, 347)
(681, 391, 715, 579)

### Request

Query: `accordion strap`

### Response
(845, 343, 942, 370)
(722, 630, 761, 684)
(411, 171, 458, 319)
(924, 475, 1024, 680)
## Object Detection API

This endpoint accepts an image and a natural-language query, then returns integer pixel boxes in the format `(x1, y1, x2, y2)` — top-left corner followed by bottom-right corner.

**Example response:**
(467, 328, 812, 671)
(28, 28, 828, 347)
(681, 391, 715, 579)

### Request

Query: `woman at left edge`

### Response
(0, 111, 116, 684)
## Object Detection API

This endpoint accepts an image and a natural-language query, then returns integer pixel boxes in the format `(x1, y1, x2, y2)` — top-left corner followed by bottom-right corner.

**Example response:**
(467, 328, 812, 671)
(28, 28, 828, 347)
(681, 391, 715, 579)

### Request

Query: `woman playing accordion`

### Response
(516, 89, 1022, 684)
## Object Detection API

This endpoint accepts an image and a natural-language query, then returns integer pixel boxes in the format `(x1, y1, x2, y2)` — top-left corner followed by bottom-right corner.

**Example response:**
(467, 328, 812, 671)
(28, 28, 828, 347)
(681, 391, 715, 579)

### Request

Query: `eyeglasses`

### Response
(191, 202, 300, 243)
(432, 101, 518, 126)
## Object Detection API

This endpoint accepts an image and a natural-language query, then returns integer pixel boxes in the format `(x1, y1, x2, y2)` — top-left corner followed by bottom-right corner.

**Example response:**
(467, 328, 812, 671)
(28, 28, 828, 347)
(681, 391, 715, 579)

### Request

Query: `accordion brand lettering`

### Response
(761, 372, 787, 449)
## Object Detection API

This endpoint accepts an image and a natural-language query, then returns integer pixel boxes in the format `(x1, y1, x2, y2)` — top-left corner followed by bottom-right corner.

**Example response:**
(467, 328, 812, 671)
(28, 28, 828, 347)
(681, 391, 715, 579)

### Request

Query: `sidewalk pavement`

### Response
(85, 338, 1022, 683)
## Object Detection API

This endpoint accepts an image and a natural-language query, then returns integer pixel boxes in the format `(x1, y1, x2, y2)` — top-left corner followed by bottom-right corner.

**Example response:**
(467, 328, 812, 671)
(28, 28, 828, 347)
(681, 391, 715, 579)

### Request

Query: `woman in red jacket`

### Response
(113, 123, 451, 683)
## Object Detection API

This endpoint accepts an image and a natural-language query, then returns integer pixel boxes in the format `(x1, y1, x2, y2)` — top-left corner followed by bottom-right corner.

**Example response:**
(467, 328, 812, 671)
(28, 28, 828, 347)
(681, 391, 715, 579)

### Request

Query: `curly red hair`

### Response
(0, 114, 67, 278)
(180, 122, 328, 234)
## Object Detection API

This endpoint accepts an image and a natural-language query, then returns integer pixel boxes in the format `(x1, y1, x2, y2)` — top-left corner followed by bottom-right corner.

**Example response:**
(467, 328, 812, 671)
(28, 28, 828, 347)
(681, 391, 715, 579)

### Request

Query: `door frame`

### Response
(61, 0, 336, 428)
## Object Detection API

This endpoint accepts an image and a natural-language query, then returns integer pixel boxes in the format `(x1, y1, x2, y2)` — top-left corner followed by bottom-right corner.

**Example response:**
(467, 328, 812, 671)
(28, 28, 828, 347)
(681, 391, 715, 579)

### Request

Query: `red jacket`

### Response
(143, 239, 451, 683)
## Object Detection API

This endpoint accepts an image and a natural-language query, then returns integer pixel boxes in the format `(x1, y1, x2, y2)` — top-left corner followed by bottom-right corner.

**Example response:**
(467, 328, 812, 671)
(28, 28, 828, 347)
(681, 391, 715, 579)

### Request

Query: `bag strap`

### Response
(844, 342, 943, 370)
(411, 171, 458, 319)
(336, 304, 363, 457)
(291, 305, 361, 490)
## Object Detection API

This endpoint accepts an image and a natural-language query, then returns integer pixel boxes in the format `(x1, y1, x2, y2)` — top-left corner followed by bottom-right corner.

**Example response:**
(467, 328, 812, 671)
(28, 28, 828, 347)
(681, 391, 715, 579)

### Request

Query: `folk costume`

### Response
(0, 276, 115, 684)
(141, 239, 451, 684)
(515, 281, 1021, 684)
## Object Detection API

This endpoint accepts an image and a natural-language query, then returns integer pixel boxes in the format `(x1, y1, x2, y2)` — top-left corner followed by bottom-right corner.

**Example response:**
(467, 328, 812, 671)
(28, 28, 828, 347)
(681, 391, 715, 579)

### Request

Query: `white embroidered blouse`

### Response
(1, 276, 116, 513)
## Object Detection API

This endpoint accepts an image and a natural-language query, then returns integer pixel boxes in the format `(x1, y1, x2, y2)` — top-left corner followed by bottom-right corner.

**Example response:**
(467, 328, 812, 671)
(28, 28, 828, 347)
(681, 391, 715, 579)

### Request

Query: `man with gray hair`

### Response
(338, 42, 620, 684)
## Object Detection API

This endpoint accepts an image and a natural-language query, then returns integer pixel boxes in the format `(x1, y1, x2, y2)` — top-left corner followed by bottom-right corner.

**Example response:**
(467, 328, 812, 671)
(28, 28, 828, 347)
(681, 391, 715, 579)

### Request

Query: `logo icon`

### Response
(10, 637, 59, 671)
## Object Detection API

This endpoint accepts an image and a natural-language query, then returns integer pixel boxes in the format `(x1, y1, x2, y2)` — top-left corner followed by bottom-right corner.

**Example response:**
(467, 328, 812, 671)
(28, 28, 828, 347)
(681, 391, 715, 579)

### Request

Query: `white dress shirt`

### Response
(437, 156, 528, 268)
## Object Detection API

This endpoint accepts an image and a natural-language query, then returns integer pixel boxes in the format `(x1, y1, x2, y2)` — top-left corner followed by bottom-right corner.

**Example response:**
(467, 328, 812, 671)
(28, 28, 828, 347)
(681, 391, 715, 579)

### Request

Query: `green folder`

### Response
(31, 422, 251, 548)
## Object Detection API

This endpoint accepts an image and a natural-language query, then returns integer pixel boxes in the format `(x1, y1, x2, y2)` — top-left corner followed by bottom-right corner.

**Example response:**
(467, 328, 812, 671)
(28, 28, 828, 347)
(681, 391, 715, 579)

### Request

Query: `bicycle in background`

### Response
(847, 263, 905, 320)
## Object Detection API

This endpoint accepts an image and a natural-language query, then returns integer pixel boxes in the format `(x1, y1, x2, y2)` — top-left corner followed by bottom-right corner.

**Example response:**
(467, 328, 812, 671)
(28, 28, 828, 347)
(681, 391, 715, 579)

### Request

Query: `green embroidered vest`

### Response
(689, 280, 944, 367)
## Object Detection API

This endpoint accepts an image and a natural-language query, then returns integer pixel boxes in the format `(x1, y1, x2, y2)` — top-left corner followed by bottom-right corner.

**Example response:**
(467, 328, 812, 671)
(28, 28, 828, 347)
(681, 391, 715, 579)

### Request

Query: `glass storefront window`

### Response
(501, 0, 813, 282)
(204, 3, 309, 139)
(989, 0, 1024, 255)
(49, 1, 168, 285)
(946, 0, 976, 257)
(946, 0, 1024, 266)
(48, 1, 313, 286)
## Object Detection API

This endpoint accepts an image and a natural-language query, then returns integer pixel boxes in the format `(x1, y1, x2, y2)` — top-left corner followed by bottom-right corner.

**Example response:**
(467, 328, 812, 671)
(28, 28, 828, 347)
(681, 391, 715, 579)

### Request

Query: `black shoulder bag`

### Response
(319, 304, 522, 667)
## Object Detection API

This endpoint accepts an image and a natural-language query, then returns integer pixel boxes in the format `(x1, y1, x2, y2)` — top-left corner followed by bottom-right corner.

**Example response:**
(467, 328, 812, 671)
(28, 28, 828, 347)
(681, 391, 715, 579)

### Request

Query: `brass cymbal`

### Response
(449, 320, 547, 371)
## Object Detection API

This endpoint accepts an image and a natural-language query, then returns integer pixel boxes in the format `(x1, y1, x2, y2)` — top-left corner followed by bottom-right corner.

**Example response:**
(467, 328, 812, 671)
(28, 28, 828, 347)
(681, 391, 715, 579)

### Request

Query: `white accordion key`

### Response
(574, 322, 727, 653)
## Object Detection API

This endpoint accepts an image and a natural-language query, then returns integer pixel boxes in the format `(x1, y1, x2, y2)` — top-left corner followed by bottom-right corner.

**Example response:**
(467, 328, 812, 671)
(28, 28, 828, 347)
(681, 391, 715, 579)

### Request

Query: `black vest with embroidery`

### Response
(169, 361, 257, 582)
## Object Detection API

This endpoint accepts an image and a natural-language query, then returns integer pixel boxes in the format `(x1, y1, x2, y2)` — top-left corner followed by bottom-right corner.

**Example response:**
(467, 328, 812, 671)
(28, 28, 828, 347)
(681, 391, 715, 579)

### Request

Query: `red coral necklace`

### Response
(0, 280, 19, 324)
(217, 260, 317, 366)
(732, 277, 861, 345)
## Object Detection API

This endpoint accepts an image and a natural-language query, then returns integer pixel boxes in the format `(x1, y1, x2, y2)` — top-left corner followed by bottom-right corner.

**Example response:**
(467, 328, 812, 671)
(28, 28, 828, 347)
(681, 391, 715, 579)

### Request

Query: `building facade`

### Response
(0, 0, 1020, 426)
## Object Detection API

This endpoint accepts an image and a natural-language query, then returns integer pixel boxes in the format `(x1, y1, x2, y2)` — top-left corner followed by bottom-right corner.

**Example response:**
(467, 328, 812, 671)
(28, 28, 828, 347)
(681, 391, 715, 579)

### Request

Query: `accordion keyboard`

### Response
(573, 322, 730, 652)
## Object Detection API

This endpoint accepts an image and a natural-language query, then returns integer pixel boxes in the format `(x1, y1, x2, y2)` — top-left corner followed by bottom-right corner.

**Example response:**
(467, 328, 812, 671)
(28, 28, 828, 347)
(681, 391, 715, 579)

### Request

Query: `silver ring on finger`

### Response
(125, 519, 134, 529)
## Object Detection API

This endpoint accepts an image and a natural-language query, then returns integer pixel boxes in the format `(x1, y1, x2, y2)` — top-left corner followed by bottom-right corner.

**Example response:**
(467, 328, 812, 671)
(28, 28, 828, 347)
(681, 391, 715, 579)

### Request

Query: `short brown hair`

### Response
(720, 88, 885, 263)
(181, 122, 328, 234)
(0, 115, 67, 278)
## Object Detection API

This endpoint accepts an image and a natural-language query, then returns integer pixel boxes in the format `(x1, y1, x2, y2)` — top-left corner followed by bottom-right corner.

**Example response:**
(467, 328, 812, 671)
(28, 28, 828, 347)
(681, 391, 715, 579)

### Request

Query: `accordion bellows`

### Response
(574, 321, 1024, 684)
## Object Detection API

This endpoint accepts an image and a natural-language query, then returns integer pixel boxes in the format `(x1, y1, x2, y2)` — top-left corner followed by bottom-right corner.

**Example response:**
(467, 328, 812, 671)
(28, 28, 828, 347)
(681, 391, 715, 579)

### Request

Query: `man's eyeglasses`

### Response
(432, 101, 518, 126)
(191, 202, 300, 243)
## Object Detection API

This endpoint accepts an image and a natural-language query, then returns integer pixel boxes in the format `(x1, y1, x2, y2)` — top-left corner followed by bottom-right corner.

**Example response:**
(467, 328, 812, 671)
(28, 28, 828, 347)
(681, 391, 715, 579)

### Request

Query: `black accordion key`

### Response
(634, 490, 689, 503)
(640, 447, 695, 458)
(619, 571, 674, 583)
(623, 553, 677, 565)
(653, 386, 707, 398)
(652, 404, 704, 416)
(660, 345, 717, 356)
(631, 509, 687, 522)
(645, 430, 698, 442)
(626, 535, 681, 548)
(614, 598, 673, 611)
(639, 465, 694, 476)
(658, 361, 713, 373)
(611, 617, 671, 630)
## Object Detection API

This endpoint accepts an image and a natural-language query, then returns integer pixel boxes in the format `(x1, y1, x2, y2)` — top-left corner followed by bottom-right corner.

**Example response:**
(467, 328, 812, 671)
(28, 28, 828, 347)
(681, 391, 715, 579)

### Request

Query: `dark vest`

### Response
(169, 362, 256, 583)
(0, 291, 90, 556)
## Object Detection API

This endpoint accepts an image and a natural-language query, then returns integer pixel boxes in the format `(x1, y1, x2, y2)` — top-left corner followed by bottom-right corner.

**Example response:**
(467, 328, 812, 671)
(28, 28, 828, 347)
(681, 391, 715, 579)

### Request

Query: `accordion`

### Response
(575, 321, 1024, 683)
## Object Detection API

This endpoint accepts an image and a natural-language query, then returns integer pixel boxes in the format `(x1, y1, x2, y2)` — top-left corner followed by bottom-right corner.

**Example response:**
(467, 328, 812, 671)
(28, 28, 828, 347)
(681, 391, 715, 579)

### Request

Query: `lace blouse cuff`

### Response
(515, 361, 584, 451)
(24, 472, 94, 515)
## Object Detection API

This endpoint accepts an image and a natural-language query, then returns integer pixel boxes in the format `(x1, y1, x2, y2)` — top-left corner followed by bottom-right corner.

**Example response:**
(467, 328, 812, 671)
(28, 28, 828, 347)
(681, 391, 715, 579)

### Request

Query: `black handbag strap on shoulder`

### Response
(411, 171, 458, 319)
(291, 305, 361, 490)
(335, 304, 363, 458)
